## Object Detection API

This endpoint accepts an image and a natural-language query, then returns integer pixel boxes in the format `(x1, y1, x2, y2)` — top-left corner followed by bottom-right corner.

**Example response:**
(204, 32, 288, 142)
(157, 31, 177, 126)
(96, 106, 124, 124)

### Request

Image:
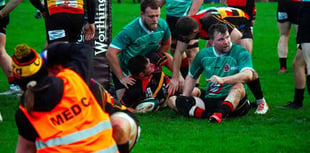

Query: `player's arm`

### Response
(106, 46, 135, 89)
(0, 0, 22, 17)
(187, 0, 203, 16)
(15, 136, 36, 153)
(83, 0, 96, 40)
(167, 40, 188, 95)
(186, 39, 199, 66)
(207, 69, 255, 85)
(182, 75, 197, 96)
(230, 28, 242, 44)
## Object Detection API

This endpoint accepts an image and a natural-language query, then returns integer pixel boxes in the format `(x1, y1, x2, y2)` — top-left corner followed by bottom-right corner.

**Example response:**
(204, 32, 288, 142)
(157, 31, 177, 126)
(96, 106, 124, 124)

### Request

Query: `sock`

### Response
(220, 101, 234, 117)
(193, 107, 205, 118)
(8, 76, 15, 84)
(191, 107, 213, 119)
(247, 78, 264, 100)
(117, 142, 129, 153)
(293, 88, 304, 106)
(279, 58, 287, 69)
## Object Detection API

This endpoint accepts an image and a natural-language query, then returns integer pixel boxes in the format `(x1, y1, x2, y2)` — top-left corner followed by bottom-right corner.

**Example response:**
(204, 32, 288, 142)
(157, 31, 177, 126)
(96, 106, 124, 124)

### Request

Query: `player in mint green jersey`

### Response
(168, 24, 258, 123)
(107, 0, 172, 100)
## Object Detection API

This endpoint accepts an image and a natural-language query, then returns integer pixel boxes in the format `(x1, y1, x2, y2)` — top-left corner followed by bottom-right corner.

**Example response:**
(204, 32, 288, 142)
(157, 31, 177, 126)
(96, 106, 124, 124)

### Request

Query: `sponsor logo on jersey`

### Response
(224, 63, 230, 72)
(208, 83, 223, 93)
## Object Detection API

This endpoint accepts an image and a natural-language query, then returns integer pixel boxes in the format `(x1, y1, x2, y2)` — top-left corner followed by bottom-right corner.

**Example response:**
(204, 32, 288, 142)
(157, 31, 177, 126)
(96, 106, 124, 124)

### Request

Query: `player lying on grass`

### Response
(121, 54, 201, 113)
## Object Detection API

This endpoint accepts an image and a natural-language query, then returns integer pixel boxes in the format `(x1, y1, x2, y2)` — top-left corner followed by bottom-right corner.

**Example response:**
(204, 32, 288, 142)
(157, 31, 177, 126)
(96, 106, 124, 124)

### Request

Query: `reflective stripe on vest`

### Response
(36, 120, 111, 149)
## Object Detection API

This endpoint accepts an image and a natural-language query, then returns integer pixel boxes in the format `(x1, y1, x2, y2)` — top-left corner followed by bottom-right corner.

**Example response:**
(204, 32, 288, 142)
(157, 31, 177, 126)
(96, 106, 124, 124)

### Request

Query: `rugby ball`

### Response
(135, 98, 160, 113)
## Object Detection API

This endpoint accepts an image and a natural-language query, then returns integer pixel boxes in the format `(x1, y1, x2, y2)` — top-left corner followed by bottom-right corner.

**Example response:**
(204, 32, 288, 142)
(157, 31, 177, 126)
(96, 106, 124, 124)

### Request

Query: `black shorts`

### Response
(297, 3, 310, 43)
(45, 13, 84, 43)
(176, 95, 250, 117)
(277, 0, 301, 24)
(0, 6, 9, 34)
(240, 26, 253, 39)
(226, 17, 253, 39)
(203, 95, 250, 117)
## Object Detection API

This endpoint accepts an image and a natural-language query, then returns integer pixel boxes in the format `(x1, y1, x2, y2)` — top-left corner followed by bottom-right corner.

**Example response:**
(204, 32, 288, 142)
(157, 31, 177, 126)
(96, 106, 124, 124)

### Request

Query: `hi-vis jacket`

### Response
(20, 68, 119, 153)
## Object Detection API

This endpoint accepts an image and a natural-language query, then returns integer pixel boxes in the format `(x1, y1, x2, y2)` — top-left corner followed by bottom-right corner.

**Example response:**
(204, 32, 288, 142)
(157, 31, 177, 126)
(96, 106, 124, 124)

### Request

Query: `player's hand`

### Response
(83, 23, 95, 41)
(206, 75, 224, 84)
(167, 76, 184, 96)
(120, 76, 136, 89)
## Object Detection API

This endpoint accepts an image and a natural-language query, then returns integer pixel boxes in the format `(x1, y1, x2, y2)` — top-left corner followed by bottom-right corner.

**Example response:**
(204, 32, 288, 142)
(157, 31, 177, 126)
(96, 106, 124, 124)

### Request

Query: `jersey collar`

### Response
(212, 42, 232, 56)
(139, 18, 153, 33)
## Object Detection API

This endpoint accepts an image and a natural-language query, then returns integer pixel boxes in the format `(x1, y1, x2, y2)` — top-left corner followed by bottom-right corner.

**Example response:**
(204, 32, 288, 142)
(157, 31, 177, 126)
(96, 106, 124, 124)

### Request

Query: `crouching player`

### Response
(41, 42, 140, 153)
(168, 24, 256, 123)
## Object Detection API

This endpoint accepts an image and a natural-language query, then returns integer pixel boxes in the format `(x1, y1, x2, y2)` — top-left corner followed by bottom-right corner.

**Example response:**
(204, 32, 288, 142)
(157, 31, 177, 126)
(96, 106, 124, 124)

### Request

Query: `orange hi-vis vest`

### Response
(46, 0, 84, 15)
(19, 68, 119, 153)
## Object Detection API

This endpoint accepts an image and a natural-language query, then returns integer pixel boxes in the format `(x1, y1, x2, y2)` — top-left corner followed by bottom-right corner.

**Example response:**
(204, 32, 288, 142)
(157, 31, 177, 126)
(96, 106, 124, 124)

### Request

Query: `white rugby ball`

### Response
(135, 98, 160, 113)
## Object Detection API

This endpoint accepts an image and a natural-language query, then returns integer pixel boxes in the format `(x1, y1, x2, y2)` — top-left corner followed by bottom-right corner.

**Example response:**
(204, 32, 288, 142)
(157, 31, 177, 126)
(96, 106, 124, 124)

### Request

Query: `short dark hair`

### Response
(175, 16, 199, 37)
(141, 0, 161, 13)
(208, 24, 228, 40)
(128, 55, 148, 76)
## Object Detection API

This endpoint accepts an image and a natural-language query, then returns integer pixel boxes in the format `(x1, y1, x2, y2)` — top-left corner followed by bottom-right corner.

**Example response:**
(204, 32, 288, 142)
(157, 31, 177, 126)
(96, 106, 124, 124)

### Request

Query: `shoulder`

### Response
(118, 18, 141, 35)
(126, 18, 140, 27)
(230, 44, 249, 54)
(197, 47, 213, 57)
(158, 18, 169, 29)
(229, 44, 251, 59)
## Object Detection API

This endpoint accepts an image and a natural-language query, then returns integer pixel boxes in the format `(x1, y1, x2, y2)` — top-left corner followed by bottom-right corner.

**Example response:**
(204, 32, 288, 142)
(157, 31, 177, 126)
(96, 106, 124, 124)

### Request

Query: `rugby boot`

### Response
(209, 112, 222, 123)
(280, 102, 303, 109)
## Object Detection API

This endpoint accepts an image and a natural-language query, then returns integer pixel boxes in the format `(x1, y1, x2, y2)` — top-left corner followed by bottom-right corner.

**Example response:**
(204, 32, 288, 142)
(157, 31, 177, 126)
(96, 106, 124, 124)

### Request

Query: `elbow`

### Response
(245, 69, 258, 83)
